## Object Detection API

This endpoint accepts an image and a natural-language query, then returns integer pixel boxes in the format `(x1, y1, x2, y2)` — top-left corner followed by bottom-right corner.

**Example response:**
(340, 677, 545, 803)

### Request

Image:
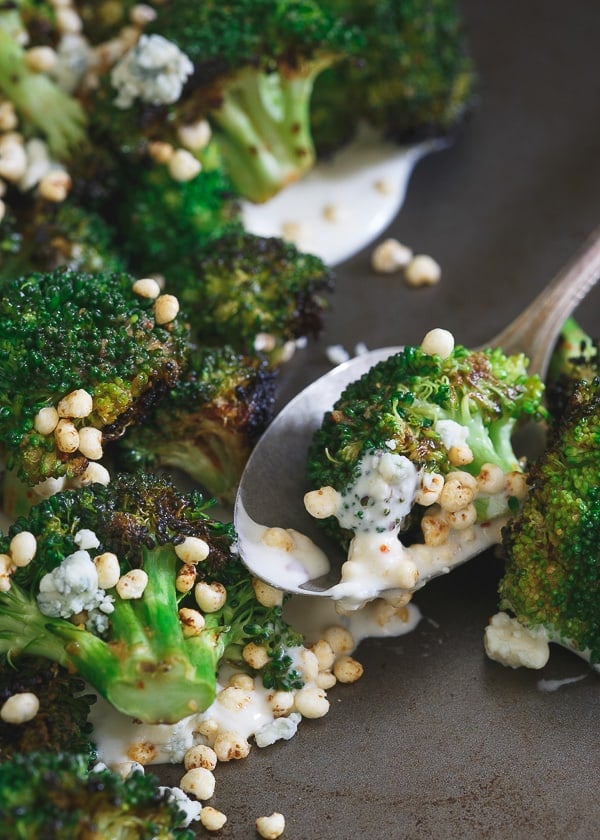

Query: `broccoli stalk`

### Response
(208, 57, 332, 202)
(0, 545, 223, 723)
(0, 28, 86, 161)
(147, 0, 363, 202)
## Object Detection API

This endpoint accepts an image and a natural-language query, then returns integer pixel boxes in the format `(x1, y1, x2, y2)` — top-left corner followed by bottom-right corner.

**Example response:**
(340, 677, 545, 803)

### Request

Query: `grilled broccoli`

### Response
(173, 231, 334, 365)
(0, 657, 96, 762)
(0, 6, 87, 162)
(0, 751, 198, 839)
(140, 0, 364, 202)
(114, 149, 243, 286)
(546, 317, 599, 421)
(116, 344, 277, 503)
(485, 377, 600, 671)
(0, 268, 189, 489)
(311, 0, 476, 156)
(0, 472, 303, 724)
(305, 330, 546, 606)
(0, 197, 123, 282)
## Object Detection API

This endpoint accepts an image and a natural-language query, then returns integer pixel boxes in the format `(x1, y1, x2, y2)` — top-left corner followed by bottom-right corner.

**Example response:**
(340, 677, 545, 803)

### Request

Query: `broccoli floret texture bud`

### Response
(0, 268, 190, 485)
(499, 378, 600, 666)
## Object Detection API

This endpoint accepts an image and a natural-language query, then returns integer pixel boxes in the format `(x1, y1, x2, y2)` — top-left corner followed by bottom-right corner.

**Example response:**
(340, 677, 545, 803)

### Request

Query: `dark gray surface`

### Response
(161, 2, 600, 836)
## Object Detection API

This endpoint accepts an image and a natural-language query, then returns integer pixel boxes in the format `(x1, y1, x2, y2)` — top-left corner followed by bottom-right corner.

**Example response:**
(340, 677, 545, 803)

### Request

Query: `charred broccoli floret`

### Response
(311, 0, 476, 156)
(0, 197, 123, 281)
(0, 473, 303, 724)
(141, 0, 364, 202)
(114, 149, 243, 285)
(486, 378, 600, 671)
(174, 231, 334, 365)
(116, 344, 277, 503)
(546, 317, 599, 421)
(0, 268, 190, 488)
(304, 333, 546, 606)
(0, 657, 96, 762)
(0, 751, 198, 839)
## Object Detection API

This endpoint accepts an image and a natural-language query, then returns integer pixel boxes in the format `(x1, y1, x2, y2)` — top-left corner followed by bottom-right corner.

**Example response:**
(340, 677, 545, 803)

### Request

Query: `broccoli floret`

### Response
(0, 751, 197, 839)
(0, 657, 97, 762)
(0, 197, 124, 282)
(0, 17, 86, 161)
(114, 151, 243, 285)
(311, 0, 476, 156)
(174, 231, 334, 364)
(304, 339, 546, 606)
(0, 268, 190, 487)
(546, 317, 599, 421)
(116, 344, 277, 503)
(491, 378, 600, 670)
(145, 0, 364, 202)
(0, 473, 303, 723)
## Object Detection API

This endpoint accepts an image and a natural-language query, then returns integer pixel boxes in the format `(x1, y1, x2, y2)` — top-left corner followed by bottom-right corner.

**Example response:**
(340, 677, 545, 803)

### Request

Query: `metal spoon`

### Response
(234, 230, 600, 597)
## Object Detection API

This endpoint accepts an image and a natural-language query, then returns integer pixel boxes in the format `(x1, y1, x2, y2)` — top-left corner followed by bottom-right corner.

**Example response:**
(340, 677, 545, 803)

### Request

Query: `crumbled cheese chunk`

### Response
(255, 712, 301, 748)
(37, 550, 114, 619)
(484, 611, 550, 669)
(111, 34, 193, 108)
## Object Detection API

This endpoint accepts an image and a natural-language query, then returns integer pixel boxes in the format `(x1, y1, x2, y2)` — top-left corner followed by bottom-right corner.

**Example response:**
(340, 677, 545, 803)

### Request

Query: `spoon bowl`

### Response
(235, 229, 600, 597)
(234, 347, 400, 596)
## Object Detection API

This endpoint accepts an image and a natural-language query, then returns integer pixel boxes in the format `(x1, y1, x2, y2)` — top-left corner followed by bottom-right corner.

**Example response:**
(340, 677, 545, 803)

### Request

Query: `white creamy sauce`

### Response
(90, 664, 298, 768)
(234, 500, 331, 590)
(89, 593, 422, 770)
(305, 450, 508, 609)
(242, 128, 442, 265)
(536, 674, 589, 693)
(284, 593, 421, 648)
(330, 514, 507, 611)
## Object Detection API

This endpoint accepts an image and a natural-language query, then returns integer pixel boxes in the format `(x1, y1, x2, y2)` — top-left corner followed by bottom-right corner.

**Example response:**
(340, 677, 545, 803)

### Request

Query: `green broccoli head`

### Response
(306, 342, 546, 552)
(0, 472, 303, 723)
(116, 344, 277, 503)
(0, 268, 190, 486)
(0, 657, 97, 763)
(498, 377, 600, 667)
(311, 0, 476, 156)
(115, 151, 243, 284)
(145, 0, 364, 201)
(174, 231, 334, 364)
(1, 197, 124, 279)
(0, 751, 197, 839)
(308, 344, 545, 493)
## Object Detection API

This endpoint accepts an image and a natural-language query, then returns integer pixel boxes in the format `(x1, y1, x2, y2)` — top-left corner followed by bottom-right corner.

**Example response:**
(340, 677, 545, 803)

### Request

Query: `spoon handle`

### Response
(482, 228, 600, 377)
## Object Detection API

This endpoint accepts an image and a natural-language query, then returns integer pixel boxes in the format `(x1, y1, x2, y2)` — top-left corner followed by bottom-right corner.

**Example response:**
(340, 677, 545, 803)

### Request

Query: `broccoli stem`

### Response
(212, 67, 319, 203)
(0, 545, 225, 724)
(0, 29, 86, 160)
